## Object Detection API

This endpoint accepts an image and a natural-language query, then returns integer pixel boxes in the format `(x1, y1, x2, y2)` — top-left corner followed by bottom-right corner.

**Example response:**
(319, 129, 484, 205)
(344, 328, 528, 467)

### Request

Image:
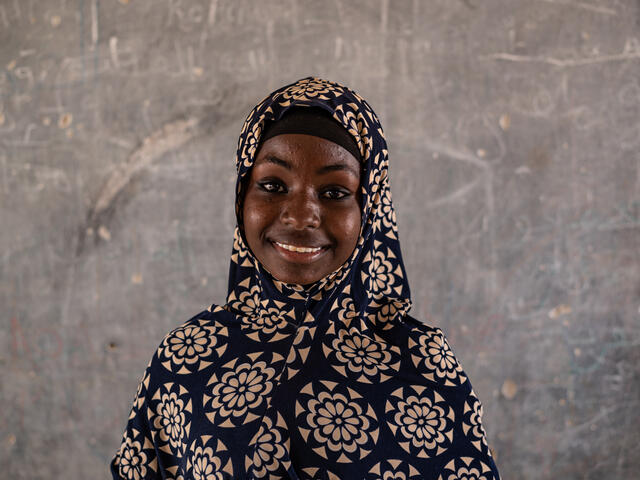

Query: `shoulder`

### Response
(399, 314, 472, 389)
(400, 313, 454, 346)
(401, 313, 440, 334)
(397, 313, 453, 350)
(151, 305, 238, 377)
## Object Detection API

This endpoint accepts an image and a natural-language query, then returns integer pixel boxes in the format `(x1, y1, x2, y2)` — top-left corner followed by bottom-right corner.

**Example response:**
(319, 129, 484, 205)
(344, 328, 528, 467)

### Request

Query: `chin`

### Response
(273, 268, 325, 286)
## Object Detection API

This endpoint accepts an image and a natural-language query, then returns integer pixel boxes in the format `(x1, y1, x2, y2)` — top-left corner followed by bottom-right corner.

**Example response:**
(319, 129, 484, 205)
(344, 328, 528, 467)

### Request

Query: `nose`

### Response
(281, 190, 321, 230)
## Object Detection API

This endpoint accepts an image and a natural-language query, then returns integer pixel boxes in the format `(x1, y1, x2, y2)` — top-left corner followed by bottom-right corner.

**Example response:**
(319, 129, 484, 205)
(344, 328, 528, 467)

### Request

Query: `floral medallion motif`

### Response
(246, 411, 291, 478)
(322, 318, 400, 383)
(361, 242, 404, 299)
(385, 385, 455, 459)
(278, 77, 340, 104)
(113, 429, 157, 480)
(366, 459, 422, 480)
(408, 327, 467, 387)
(334, 103, 369, 158)
(295, 380, 379, 464)
(229, 230, 254, 267)
(437, 457, 497, 480)
(239, 116, 265, 168)
(241, 301, 296, 343)
(157, 318, 228, 375)
(203, 351, 282, 427)
(227, 280, 261, 316)
(366, 298, 408, 330)
(185, 435, 233, 480)
(330, 294, 359, 326)
(379, 185, 398, 233)
(147, 382, 192, 460)
(462, 390, 491, 456)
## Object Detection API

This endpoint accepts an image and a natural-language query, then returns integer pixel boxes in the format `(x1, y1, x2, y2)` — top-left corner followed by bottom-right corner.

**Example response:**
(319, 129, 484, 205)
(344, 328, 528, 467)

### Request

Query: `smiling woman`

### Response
(111, 77, 501, 479)
(243, 127, 362, 285)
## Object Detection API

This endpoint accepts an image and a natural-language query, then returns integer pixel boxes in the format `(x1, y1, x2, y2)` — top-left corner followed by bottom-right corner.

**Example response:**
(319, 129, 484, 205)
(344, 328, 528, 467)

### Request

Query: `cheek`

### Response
(333, 205, 361, 253)
(242, 195, 267, 241)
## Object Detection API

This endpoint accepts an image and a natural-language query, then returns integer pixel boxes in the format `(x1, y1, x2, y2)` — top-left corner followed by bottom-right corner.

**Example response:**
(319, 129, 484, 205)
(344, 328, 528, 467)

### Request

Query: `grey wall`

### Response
(1, 0, 639, 478)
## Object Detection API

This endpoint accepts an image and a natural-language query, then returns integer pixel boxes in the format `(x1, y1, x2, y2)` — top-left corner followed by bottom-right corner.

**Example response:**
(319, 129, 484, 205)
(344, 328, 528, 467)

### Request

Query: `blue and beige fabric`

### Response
(111, 77, 501, 479)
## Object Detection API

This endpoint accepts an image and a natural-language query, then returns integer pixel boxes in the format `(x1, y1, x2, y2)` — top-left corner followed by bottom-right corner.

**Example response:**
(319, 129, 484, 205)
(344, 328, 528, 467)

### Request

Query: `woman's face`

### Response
(242, 134, 361, 285)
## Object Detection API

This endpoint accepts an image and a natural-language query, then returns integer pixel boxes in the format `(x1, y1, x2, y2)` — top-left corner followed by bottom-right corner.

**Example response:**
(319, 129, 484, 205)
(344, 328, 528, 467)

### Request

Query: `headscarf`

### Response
(111, 77, 500, 480)
(258, 107, 361, 161)
(225, 76, 412, 345)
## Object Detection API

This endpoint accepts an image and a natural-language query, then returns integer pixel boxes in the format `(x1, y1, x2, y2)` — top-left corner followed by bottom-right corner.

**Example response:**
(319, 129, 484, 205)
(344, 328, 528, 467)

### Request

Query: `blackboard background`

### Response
(1, 0, 639, 478)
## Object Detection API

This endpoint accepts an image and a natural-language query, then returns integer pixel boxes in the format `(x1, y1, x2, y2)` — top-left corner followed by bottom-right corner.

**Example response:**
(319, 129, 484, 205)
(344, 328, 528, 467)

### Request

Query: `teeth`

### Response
(275, 242, 322, 253)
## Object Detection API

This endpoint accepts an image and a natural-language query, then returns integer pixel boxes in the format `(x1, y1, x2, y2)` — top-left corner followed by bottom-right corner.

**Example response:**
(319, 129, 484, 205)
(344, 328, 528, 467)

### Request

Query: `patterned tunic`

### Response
(111, 78, 500, 479)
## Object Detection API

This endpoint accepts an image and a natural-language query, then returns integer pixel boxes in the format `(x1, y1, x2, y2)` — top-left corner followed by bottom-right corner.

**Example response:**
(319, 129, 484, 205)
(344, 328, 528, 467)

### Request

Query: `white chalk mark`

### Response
(0, 150, 7, 193)
(334, 36, 343, 59)
(536, 0, 617, 16)
(174, 40, 186, 74)
(109, 37, 119, 69)
(208, 0, 218, 24)
(141, 100, 153, 135)
(484, 50, 640, 67)
(2, 139, 50, 146)
(0, 5, 8, 29)
(107, 136, 135, 150)
(23, 123, 37, 144)
(485, 168, 497, 295)
(421, 137, 497, 295)
(636, 143, 640, 205)
(381, 0, 389, 34)
(187, 45, 195, 73)
(91, 0, 99, 48)
(482, 114, 507, 163)
(449, 206, 486, 250)
(91, 117, 199, 219)
(398, 38, 408, 79)
(12, 0, 21, 21)
(198, 22, 209, 52)
(332, 0, 345, 26)
(423, 139, 490, 170)
(425, 177, 482, 209)
(0, 107, 16, 133)
(248, 50, 257, 72)
(596, 221, 640, 232)
(411, 0, 420, 34)
(60, 248, 78, 327)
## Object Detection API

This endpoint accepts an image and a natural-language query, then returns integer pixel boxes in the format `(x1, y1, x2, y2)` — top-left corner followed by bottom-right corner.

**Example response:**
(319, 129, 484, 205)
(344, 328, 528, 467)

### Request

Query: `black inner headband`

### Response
(260, 107, 361, 161)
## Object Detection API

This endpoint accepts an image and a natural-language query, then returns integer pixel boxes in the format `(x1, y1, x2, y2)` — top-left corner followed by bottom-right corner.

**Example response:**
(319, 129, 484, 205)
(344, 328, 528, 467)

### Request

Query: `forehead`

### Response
(254, 134, 360, 173)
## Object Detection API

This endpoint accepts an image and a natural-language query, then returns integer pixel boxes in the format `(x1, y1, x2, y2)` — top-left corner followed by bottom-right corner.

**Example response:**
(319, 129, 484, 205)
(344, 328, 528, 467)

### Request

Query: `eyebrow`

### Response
(263, 155, 359, 177)
(316, 163, 359, 177)
(263, 155, 292, 170)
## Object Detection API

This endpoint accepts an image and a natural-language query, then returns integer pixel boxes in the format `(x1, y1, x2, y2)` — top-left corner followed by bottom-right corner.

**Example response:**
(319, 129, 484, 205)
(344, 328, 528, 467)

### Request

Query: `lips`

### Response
(274, 241, 323, 253)
(269, 239, 329, 263)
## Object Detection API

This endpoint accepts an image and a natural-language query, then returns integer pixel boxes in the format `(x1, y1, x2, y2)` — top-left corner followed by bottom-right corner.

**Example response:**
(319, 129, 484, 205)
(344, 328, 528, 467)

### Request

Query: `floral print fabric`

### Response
(111, 77, 500, 479)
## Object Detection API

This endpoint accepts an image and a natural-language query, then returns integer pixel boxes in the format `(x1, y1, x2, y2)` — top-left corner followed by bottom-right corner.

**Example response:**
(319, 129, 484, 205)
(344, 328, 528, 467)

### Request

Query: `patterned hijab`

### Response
(224, 76, 412, 341)
(111, 77, 500, 480)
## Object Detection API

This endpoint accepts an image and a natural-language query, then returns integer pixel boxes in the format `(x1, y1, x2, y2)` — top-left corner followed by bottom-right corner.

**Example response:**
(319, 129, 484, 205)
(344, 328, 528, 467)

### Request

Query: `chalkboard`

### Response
(1, 0, 639, 478)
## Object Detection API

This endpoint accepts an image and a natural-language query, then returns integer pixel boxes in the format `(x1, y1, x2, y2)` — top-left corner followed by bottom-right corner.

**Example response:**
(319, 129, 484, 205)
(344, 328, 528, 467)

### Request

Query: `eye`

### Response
(258, 180, 286, 193)
(322, 188, 351, 200)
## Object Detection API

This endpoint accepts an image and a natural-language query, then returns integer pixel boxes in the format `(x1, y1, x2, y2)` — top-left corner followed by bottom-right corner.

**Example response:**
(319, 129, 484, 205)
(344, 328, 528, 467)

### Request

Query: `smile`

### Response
(274, 241, 323, 253)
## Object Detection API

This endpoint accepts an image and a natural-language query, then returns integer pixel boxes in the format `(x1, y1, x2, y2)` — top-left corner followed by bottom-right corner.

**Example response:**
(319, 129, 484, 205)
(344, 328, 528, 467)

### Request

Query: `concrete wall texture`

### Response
(1, 0, 639, 478)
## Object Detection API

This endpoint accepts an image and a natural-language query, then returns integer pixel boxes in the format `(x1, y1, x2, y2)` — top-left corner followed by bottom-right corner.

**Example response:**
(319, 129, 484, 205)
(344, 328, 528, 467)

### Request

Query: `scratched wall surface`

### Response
(1, 0, 639, 478)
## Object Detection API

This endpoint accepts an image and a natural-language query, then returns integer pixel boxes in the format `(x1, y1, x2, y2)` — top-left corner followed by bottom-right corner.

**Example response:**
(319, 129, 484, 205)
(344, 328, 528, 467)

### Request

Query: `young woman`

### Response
(111, 77, 500, 479)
